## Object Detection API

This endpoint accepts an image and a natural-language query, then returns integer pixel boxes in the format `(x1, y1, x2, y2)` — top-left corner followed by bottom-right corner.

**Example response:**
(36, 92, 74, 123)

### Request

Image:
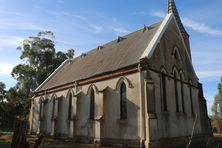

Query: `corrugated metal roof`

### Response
(37, 21, 162, 91)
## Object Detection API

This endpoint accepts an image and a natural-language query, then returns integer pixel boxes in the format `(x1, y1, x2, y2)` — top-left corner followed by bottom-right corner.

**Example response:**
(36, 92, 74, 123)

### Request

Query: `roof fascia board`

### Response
(140, 12, 198, 80)
(35, 59, 71, 92)
(140, 13, 173, 59)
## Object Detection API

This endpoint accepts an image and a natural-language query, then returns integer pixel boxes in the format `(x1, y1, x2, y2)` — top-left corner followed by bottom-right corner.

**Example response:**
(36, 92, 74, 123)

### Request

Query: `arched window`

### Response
(174, 71, 179, 112)
(52, 96, 56, 119)
(68, 93, 72, 120)
(39, 99, 42, 117)
(189, 80, 194, 114)
(39, 97, 44, 120)
(180, 73, 185, 113)
(161, 72, 167, 111)
(120, 82, 127, 119)
(172, 47, 181, 61)
(89, 89, 95, 120)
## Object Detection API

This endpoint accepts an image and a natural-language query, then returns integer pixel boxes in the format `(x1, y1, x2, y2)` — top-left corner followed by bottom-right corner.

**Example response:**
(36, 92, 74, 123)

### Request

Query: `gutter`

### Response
(36, 63, 139, 94)
(138, 62, 146, 146)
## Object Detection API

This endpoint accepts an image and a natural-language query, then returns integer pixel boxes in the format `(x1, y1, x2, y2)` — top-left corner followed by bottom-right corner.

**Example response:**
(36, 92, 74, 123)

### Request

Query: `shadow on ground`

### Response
(2, 132, 222, 148)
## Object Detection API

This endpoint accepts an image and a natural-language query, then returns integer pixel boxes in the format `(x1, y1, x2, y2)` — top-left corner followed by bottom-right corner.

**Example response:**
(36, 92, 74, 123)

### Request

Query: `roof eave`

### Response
(34, 59, 71, 92)
(36, 62, 139, 93)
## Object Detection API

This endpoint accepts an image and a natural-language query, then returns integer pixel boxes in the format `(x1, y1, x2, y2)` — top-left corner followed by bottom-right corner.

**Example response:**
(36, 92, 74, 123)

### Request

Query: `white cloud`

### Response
(149, 10, 222, 36)
(136, 10, 165, 18)
(109, 26, 130, 34)
(196, 70, 222, 79)
(0, 10, 22, 16)
(35, 9, 130, 36)
(182, 18, 222, 36)
(17, 23, 46, 31)
(74, 15, 103, 33)
(53, 12, 103, 34)
(0, 63, 15, 75)
(108, 18, 130, 35)
(0, 21, 49, 31)
(149, 10, 165, 18)
(0, 36, 23, 51)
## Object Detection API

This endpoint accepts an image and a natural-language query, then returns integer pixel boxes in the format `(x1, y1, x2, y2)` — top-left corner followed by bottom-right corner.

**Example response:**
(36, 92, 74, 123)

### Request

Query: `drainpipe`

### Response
(138, 63, 146, 147)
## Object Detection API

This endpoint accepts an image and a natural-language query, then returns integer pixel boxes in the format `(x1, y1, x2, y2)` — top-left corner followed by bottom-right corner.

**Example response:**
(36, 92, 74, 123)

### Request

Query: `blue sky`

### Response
(0, 0, 222, 114)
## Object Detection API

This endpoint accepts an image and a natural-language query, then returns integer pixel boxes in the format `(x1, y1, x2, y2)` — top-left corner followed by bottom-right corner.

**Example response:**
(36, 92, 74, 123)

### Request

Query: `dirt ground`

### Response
(1, 131, 222, 148)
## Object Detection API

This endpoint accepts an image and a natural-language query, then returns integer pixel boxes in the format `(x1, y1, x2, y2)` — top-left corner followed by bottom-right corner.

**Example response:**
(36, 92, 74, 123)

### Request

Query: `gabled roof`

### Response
(36, 21, 162, 92)
(35, 12, 197, 93)
(140, 13, 173, 59)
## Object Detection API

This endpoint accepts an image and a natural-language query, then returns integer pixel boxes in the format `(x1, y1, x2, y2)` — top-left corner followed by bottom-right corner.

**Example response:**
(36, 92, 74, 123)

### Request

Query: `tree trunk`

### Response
(11, 120, 29, 148)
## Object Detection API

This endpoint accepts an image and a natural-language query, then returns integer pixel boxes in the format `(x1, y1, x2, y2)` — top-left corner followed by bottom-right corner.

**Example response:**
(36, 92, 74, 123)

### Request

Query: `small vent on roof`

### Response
(81, 53, 86, 58)
(117, 36, 125, 43)
(97, 45, 104, 51)
(143, 25, 150, 32)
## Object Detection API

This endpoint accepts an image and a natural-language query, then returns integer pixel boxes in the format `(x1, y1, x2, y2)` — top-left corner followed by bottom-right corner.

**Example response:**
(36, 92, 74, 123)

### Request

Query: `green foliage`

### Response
(12, 31, 75, 98)
(212, 77, 222, 116)
(66, 49, 75, 59)
(0, 31, 75, 129)
(212, 77, 222, 133)
(0, 87, 29, 128)
(0, 82, 6, 102)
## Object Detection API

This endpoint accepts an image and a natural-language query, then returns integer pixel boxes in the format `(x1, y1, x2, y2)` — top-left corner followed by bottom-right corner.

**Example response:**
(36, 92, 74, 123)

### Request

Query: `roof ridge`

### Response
(71, 21, 163, 62)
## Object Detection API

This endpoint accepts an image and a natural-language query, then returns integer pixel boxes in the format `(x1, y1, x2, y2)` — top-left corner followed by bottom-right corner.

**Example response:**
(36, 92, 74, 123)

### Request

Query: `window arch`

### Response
(173, 68, 179, 112)
(172, 46, 181, 61)
(89, 89, 95, 120)
(120, 82, 127, 119)
(179, 72, 185, 113)
(68, 92, 73, 120)
(115, 76, 133, 91)
(160, 68, 167, 111)
(87, 84, 98, 95)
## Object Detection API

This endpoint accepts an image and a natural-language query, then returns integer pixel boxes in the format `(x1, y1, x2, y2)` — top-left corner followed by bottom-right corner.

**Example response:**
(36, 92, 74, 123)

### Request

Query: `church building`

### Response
(29, 0, 212, 147)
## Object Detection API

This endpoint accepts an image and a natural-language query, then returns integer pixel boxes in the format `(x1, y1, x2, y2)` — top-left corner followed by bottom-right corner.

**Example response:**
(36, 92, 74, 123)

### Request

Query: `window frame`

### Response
(120, 82, 127, 120)
(89, 89, 95, 120)
(174, 71, 179, 112)
(68, 93, 73, 120)
(161, 72, 167, 112)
